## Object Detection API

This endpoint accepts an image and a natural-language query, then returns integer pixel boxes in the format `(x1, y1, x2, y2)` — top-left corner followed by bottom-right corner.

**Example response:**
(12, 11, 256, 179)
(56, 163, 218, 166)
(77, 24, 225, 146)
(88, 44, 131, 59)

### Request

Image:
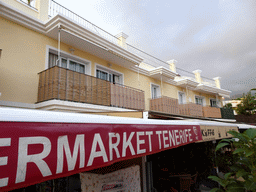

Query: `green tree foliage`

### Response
(209, 129, 256, 192)
(235, 92, 256, 115)
(224, 103, 232, 109)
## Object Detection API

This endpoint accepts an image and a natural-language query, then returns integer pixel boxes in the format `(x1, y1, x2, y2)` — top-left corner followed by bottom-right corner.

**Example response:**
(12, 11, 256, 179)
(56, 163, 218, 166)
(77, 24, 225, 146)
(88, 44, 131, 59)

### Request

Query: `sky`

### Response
(54, 0, 256, 97)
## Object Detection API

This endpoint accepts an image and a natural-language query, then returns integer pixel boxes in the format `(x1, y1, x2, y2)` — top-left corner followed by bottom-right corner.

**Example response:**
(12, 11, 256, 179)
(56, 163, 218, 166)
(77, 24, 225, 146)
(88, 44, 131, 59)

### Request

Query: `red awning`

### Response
(0, 107, 202, 191)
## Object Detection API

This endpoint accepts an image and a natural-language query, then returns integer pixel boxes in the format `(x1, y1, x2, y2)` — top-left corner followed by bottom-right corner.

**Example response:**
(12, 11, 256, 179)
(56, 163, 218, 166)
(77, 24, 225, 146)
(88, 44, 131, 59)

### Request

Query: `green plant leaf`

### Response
(228, 131, 248, 143)
(220, 138, 232, 143)
(215, 142, 230, 151)
(210, 188, 224, 192)
(233, 148, 244, 154)
(245, 128, 256, 139)
(236, 170, 249, 178)
(245, 151, 253, 157)
(226, 183, 245, 192)
(244, 180, 256, 191)
(224, 172, 233, 179)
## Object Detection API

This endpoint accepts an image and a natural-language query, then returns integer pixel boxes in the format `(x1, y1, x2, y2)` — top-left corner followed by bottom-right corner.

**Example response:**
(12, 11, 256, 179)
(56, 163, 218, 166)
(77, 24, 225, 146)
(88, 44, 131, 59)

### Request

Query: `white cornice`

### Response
(149, 66, 178, 79)
(0, 1, 46, 33)
(45, 14, 143, 64)
(0, 2, 143, 65)
(195, 84, 231, 97)
(35, 100, 137, 113)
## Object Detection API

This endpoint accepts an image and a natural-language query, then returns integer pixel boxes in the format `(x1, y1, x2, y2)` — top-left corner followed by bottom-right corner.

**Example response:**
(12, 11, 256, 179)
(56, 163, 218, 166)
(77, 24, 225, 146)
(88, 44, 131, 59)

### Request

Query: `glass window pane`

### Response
(96, 70, 100, 78)
(69, 61, 76, 71)
(114, 75, 120, 84)
(151, 85, 159, 99)
(79, 65, 85, 73)
(49, 53, 58, 68)
(61, 58, 67, 68)
(109, 74, 112, 82)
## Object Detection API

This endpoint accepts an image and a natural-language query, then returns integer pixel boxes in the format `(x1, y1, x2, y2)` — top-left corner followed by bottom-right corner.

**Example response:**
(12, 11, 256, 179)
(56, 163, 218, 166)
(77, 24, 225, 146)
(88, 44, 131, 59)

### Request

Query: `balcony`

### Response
(179, 103, 203, 117)
(37, 66, 145, 110)
(150, 96, 222, 118)
(150, 96, 179, 115)
(202, 106, 221, 118)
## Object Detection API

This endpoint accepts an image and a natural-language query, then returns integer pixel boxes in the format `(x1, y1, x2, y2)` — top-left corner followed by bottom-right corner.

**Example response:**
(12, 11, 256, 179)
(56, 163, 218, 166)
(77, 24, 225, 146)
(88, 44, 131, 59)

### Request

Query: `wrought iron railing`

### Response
(37, 66, 145, 110)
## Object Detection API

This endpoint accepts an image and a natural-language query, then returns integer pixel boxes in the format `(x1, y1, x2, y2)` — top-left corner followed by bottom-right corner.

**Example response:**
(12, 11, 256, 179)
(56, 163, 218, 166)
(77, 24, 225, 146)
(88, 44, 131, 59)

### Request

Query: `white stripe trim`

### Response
(0, 107, 199, 125)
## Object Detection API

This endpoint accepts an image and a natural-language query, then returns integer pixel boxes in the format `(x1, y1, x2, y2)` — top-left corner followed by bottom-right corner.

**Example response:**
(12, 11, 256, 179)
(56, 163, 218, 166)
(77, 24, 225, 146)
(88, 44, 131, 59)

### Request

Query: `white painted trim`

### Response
(95, 63, 124, 85)
(46, 45, 92, 75)
(0, 100, 35, 109)
(35, 99, 136, 113)
(150, 83, 161, 99)
(143, 111, 149, 119)
(0, 1, 45, 32)
(0, 107, 201, 125)
(178, 91, 186, 104)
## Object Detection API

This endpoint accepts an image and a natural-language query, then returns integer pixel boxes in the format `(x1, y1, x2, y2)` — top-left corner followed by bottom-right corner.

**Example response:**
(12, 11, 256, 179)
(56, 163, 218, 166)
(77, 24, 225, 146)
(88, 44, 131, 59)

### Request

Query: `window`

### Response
(210, 99, 218, 107)
(96, 67, 122, 84)
(18, 0, 36, 8)
(151, 84, 160, 99)
(178, 92, 186, 104)
(48, 53, 87, 74)
(195, 96, 204, 105)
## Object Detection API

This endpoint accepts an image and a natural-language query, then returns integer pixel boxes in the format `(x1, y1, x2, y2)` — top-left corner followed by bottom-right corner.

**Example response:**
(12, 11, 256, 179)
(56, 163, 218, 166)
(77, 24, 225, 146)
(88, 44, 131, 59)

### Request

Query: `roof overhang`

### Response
(45, 14, 143, 68)
(0, 2, 143, 68)
(195, 84, 231, 98)
(149, 66, 178, 80)
(175, 77, 199, 89)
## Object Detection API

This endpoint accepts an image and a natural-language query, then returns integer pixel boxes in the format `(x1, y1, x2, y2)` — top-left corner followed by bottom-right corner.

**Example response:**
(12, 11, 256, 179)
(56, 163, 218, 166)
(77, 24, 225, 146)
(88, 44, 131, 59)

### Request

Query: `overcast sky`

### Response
(55, 0, 256, 97)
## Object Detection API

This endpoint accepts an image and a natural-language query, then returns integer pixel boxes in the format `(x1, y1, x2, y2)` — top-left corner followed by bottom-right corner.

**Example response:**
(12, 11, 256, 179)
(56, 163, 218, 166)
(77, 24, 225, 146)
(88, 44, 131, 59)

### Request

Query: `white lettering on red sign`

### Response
(16, 137, 52, 183)
(0, 138, 11, 187)
(146, 131, 153, 152)
(0, 125, 201, 191)
(87, 133, 108, 166)
(109, 133, 120, 161)
(136, 132, 145, 154)
(156, 131, 162, 149)
(56, 134, 85, 174)
(122, 132, 135, 157)
(162, 130, 169, 148)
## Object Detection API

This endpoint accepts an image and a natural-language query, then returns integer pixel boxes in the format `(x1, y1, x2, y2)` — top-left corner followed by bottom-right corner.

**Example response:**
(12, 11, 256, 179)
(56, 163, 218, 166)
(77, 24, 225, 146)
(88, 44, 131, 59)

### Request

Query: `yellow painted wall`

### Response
(2, 0, 49, 22)
(0, 17, 52, 103)
(0, 15, 221, 110)
(2, 0, 39, 19)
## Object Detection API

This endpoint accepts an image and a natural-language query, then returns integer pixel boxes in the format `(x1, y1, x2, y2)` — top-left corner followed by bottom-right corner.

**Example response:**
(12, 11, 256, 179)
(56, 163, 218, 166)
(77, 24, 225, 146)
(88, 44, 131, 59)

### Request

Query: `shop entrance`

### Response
(146, 141, 219, 192)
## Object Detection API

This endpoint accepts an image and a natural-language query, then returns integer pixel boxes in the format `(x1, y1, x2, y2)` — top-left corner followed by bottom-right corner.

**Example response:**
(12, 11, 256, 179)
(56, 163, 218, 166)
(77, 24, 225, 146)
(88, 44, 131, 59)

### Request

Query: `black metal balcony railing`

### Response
(37, 66, 145, 110)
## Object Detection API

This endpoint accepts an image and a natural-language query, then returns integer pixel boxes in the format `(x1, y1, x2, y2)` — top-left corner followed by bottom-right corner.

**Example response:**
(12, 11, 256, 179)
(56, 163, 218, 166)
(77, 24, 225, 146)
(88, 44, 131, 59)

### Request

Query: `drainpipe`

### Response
(136, 65, 140, 89)
(186, 86, 188, 103)
(160, 71, 163, 96)
(57, 24, 61, 66)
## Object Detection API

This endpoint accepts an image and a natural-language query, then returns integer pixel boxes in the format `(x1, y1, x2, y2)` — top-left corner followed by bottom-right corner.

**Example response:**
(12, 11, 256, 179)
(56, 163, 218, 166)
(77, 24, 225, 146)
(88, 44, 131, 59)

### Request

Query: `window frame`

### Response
(46, 46, 91, 75)
(210, 98, 218, 107)
(151, 83, 161, 99)
(95, 63, 124, 85)
(178, 91, 186, 104)
(195, 95, 205, 106)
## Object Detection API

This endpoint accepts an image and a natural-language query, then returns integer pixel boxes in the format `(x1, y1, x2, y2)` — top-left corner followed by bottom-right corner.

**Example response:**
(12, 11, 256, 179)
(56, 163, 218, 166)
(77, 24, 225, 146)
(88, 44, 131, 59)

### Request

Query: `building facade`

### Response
(0, 0, 231, 119)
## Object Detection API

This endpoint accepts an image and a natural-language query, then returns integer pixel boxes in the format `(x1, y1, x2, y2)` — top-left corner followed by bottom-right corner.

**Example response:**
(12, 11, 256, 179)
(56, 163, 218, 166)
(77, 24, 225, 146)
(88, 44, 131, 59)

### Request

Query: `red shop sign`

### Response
(0, 109, 202, 191)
